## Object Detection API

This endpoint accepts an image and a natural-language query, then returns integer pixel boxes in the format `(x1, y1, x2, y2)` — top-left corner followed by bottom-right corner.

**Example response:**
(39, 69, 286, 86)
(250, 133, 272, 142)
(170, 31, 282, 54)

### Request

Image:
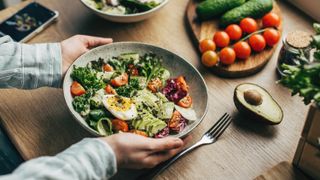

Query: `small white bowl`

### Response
(80, 0, 169, 23)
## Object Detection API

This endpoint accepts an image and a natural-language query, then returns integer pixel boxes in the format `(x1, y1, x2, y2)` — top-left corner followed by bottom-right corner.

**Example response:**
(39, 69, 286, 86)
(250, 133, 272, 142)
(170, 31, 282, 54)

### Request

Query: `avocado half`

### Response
(234, 83, 283, 125)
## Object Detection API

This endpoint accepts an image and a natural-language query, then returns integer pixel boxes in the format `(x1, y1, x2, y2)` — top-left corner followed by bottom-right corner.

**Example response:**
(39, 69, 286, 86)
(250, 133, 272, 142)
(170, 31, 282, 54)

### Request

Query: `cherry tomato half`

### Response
(71, 81, 86, 96)
(249, 34, 266, 52)
(201, 50, 219, 67)
(233, 41, 251, 60)
(147, 78, 163, 93)
(176, 76, 189, 92)
(263, 28, 280, 46)
(213, 31, 230, 48)
(112, 119, 129, 132)
(169, 110, 183, 131)
(103, 64, 114, 72)
(262, 12, 280, 28)
(219, 47, 236, 65)
(240, 18, 258, 34)
(105, 84, 116, 94)
(177, 95, 192, 108)
(225, 24, 243, 41)
(199, 39, 216, 53)
(110, 73, 128, 87)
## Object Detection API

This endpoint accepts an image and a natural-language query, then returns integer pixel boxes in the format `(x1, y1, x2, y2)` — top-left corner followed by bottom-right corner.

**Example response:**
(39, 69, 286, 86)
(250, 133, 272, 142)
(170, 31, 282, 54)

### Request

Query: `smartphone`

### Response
(0, 2, 59, 42)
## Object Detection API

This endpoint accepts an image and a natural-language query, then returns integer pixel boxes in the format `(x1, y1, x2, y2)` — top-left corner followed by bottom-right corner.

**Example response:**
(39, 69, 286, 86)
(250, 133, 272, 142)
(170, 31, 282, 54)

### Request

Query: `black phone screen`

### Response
(0, 2, 56, 42)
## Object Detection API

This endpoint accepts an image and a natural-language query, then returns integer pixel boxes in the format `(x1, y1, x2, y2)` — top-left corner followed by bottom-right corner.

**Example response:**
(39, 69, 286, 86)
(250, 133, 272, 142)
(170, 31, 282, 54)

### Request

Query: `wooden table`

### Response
(0, 0, 315, 179)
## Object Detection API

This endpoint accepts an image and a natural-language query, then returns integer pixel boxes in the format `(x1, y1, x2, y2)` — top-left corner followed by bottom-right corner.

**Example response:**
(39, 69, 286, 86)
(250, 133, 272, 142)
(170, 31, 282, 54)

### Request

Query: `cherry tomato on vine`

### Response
(219, 47, 236, 65)
(233, 41, 251, 60)
(225, 24, 242, 41)
(213, 31, 230, 48)
(249, 34, 266, 52)
(199, 39, 216, 53)
(240, 18, 258, 34)
(201, 50, 219, 67)
(263, 28, 280, 46)
(262, 12, 280, 28)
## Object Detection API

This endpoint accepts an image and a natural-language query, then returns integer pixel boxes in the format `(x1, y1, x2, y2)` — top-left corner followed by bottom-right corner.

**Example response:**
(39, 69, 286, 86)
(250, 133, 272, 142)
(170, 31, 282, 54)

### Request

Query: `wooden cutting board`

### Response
(186, 0, 283, 78)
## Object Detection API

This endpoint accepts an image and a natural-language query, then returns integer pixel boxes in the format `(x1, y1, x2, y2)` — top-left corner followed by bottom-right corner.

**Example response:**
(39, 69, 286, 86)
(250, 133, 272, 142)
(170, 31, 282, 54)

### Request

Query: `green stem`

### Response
(239, 28, 268, 42)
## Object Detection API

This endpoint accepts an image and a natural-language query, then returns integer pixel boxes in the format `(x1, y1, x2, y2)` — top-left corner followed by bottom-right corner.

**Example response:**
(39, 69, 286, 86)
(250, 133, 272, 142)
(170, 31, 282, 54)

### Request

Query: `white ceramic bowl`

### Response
(63, 42, 208, 138)
(80, 0, 169, 23)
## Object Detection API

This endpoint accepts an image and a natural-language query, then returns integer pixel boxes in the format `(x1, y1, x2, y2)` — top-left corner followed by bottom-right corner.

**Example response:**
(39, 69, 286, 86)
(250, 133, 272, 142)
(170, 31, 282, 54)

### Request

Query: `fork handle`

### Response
(137, 141, 204, 180)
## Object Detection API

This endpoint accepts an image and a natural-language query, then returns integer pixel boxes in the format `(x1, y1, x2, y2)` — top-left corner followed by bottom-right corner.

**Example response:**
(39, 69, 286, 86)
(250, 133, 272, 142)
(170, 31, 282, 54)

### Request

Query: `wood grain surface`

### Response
(0, 0, 315, 179)
(186, 0, 283, 78)
(254, 161, 309, 180)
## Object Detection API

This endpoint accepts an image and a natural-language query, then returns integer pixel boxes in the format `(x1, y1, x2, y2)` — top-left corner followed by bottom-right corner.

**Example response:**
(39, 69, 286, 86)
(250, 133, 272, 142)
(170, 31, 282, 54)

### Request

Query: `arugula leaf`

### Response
(137, 53, 163, 82)
(91, 58, 104, 72)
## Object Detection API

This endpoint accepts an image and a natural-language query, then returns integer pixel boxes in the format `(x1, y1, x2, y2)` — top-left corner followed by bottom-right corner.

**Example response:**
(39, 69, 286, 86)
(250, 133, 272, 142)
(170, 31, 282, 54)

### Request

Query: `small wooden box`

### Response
(293, 138, 320, 180)
(293, 104, 320, 180)
(302, 104, 320, 148)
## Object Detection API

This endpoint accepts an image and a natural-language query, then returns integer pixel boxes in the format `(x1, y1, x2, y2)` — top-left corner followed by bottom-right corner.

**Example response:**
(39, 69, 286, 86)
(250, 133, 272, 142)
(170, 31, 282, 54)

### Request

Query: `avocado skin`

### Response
(220, 0, 273, 27)
(196, 0, 246, 20)
(233, 83, 284, 125)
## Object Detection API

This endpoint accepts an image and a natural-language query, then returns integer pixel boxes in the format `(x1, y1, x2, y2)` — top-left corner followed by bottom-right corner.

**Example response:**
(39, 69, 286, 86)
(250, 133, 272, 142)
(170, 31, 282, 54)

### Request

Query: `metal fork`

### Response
(138, 113, 232, 180)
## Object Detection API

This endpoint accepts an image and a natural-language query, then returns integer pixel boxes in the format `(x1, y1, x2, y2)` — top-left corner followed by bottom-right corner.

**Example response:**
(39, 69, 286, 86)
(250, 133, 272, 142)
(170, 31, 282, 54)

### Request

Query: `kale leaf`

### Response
(71, 66, 105, 90)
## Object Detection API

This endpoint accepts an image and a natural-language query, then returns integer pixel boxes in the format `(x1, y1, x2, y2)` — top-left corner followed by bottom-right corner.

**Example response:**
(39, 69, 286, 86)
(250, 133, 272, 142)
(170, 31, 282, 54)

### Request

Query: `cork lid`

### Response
(286, 31, 312, 49)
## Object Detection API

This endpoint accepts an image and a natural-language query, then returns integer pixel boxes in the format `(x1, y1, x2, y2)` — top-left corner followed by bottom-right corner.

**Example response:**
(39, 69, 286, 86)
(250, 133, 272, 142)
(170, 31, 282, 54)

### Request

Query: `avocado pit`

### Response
(244, 89, 263, 106)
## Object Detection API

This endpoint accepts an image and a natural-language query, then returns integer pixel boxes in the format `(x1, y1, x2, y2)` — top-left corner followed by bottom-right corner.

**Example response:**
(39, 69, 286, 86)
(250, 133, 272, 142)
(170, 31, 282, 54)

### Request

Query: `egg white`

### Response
(103, 95, 138, 120)
(174, 105, 197, 121)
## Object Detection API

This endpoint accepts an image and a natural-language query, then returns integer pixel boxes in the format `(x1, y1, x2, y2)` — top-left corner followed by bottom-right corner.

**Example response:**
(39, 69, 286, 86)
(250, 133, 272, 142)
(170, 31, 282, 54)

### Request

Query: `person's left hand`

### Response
(60, 35, 113, 75)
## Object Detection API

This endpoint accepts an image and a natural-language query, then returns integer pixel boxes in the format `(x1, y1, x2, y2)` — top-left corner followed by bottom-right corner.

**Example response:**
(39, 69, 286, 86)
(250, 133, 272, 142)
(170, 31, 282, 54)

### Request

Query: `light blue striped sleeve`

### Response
(0, 138, 117, 180)
(0, 35, 62, 89)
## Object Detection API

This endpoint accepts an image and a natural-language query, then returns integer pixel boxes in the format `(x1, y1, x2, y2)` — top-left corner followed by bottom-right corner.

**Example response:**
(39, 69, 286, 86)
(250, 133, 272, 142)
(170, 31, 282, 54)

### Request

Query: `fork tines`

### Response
(206, 113, 232, 139)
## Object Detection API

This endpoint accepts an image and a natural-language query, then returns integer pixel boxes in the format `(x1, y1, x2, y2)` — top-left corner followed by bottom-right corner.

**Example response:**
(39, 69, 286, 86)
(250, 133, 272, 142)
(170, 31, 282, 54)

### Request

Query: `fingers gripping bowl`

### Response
(63, 42, 208, 138)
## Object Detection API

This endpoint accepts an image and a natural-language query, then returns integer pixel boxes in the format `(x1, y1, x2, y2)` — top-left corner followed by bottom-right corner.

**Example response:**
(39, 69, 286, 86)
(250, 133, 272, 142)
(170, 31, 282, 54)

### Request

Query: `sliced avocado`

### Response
(150, 121, 167, 136)
(234, 83, 283, 125)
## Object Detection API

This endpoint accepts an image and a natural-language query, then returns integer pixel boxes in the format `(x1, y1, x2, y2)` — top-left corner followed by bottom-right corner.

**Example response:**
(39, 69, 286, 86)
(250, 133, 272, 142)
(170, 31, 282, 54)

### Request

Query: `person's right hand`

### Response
(101, 133, 190, 169)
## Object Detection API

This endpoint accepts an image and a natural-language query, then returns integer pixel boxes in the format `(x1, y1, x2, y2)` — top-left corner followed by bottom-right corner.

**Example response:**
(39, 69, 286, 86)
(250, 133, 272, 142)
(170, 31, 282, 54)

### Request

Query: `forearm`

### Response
(0, 36, 62, 89)
(0, 138, 117, 180)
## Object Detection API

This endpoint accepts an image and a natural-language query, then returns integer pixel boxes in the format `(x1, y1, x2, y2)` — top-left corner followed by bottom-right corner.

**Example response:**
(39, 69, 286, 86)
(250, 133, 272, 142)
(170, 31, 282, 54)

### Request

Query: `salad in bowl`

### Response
(63, 42, 208, 138)
(81, 0, 168, 22)
(82, 0, 164, 15)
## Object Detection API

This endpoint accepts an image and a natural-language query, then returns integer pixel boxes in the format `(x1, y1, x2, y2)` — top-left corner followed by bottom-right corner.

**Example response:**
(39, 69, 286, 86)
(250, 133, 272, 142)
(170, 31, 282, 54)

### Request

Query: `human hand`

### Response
(60, 35, 113, 75)
(102, 133, 191, 169)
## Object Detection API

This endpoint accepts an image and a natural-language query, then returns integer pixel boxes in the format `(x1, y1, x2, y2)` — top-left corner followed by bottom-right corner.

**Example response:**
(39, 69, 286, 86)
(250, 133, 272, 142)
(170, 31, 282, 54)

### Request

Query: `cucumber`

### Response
(196, 0, 246, 20)
(220, 0, 273, 27)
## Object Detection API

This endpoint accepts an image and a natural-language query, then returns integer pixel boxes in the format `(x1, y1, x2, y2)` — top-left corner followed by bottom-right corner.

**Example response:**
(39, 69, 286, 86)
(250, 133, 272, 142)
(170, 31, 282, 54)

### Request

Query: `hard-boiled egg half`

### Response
(103, 95, 137, 120)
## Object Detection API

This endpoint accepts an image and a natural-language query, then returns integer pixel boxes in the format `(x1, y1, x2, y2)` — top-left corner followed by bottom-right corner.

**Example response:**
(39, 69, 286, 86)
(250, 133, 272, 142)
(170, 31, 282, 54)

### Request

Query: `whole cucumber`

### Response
(220, 0, 273, 27)
(196, 0, 246, 20)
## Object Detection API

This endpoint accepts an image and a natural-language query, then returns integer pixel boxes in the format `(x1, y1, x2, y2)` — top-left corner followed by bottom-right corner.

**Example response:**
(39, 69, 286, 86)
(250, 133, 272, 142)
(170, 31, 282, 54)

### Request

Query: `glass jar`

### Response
(277, 31, 312, 76)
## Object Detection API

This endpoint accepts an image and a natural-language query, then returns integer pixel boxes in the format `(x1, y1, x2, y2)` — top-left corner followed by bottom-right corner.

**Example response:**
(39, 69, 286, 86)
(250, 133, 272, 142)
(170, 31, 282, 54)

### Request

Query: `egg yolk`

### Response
(107, 96, 131, 112)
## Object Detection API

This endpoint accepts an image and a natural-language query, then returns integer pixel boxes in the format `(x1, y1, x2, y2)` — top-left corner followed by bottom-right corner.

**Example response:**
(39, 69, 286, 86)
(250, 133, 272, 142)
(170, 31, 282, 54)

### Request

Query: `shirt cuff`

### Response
(56, 138, 117, 179)
(21, 43, 62, 88)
